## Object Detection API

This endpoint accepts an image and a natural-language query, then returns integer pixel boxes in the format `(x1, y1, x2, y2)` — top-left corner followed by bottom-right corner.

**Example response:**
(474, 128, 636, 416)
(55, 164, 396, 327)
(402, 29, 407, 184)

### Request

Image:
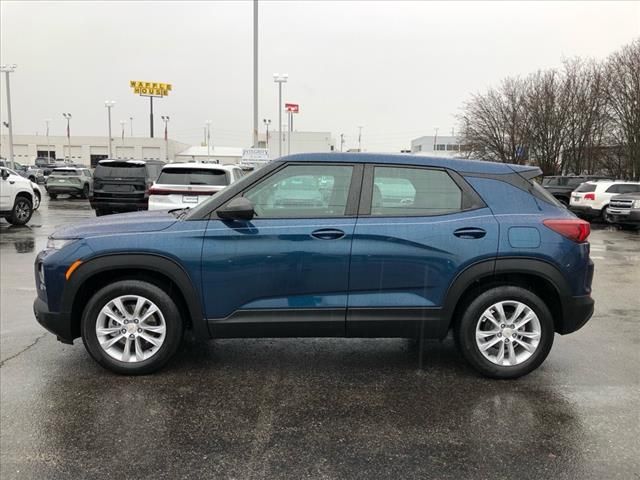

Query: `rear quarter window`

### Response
(575, 183, 597, 193)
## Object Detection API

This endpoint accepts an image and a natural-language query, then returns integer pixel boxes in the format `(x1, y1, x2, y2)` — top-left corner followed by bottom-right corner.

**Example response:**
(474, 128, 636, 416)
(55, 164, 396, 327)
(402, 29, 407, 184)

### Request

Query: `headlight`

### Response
(46, 238, 77, 250)
(633, 200, 640, 209)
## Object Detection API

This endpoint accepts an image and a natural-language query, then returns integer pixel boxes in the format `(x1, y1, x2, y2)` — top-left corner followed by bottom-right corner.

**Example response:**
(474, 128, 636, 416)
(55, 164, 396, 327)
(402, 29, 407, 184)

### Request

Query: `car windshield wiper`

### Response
(168, 207, 191, 219)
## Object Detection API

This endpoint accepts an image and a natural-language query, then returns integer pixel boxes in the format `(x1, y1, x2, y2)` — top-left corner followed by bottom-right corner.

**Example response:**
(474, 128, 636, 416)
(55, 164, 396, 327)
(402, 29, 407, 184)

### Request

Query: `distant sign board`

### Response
(285, 103, 299, 113)
(241, 148, 270, 168)
(130, 81, 172, 97)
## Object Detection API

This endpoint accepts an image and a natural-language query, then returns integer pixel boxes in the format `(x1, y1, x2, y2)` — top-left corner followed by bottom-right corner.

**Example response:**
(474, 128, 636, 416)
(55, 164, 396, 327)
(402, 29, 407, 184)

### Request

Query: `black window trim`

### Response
(358, 163, 486, 217)
(211, 161, 365, 221)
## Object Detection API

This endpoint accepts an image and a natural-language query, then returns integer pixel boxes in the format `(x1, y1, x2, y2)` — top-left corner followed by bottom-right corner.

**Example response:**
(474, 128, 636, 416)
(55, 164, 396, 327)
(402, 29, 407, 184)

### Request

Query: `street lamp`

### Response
(120, 120, 126, 144)
(45, 119, 51, 160)
(161, 116, 170, 162)
(273, 73, 288, 158)
(104, 100, 116, 158)
(129, 116, 134, 137)
(205, 120, 212, 160)
(0, 64, 17, 169)
(263, 118, 271, 150)
(62, 113, 72, 162)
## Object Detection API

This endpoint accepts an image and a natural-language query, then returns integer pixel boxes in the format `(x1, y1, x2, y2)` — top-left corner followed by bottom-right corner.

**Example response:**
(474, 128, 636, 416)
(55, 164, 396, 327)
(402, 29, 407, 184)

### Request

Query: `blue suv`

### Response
(33, 154, 594, 378)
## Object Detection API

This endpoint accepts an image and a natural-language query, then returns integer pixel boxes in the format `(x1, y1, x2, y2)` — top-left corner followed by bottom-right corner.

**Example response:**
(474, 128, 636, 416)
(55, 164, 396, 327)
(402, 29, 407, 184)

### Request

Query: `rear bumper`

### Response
(33, 297, 74, 344)
(90, 197, 148, 212)
(569, 205, 600, 218)
(46, 185, 83, 194)
(558, 295, 594, 335)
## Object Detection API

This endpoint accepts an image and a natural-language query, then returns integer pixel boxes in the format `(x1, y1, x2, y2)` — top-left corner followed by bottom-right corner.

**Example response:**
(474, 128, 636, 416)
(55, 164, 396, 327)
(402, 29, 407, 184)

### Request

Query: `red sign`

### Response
(285, 103, 299, 113)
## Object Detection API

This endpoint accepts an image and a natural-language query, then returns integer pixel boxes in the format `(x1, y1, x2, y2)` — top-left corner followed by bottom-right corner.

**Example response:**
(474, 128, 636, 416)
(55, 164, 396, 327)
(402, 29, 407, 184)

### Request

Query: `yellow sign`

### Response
(129, 81, 172, 97)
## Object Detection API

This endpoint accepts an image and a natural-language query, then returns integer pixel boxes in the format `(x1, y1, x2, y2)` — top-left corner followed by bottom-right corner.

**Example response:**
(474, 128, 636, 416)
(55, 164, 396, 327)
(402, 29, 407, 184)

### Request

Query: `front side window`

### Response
(370, 166, 462, 216)
(243, 164, 353, 218)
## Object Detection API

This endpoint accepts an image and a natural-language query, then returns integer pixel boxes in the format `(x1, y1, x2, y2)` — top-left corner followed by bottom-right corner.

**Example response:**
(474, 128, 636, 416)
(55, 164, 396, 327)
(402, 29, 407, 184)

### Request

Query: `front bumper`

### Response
(606, 208, 640, 225)
(33, 297, 74, 344)
(558, 295, 594, 335)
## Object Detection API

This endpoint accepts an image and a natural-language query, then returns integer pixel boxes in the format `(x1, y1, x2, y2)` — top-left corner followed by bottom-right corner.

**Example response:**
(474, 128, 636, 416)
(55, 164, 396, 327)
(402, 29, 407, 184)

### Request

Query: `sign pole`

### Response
(150, 96, 154, 138)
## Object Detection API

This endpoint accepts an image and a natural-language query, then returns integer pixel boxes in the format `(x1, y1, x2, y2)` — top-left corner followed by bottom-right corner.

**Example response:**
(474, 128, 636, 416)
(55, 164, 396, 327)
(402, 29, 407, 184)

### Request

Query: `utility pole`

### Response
(358, 126, 363, 151)
(120, 120, 126, 144)
(205, 120, 212, 160)
(252, 0, 258, 147)
(130, 116, 133, 137)
(1, 64, 17, 169)
(340, 133, 345, 152)
(263, 118, 271, 151)
(62, 113, 72, 162)
(433, 127, 439, 151)
(273, 73, 288, 158)
(287, 110, 292, 155)
(105, 100, 115, 158)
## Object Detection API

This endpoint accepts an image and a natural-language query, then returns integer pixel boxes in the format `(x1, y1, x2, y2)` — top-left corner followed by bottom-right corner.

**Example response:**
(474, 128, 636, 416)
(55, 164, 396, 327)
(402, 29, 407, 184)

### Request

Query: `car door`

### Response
(347, 164, 499, 338)
(0, 168, 12, 210)
(201, 162, 362, 338)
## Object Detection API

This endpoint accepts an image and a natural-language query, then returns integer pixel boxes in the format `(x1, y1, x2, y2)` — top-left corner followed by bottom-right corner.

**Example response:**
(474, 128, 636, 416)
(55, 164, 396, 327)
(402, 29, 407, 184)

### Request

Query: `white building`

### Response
(256, 131, 335, 158)
(174, 146, 244, 165)
(411, 135, 467, 158)
(0, 134, 191, 167)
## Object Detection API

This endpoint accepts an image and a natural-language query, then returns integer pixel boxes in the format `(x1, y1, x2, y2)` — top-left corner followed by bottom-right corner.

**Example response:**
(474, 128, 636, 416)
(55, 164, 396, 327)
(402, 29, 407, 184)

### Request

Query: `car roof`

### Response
(280, 152, 539, 176)
(98, 159, 164, 165)
(160, 162, 238, 172)
(584, 179, 640, 188)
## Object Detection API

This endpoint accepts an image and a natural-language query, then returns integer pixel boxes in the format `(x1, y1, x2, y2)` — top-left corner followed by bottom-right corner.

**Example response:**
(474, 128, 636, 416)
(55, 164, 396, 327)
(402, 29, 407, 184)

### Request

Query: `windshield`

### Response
(575, 183, 597, 193)
(95, 163, 146, 178)
(157, 168, 229, 186)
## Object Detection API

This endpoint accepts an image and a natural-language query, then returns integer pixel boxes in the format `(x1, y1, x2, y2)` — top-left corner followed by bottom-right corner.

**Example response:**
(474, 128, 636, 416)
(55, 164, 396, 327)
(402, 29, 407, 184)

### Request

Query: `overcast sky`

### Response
(1, 1, 639, 152)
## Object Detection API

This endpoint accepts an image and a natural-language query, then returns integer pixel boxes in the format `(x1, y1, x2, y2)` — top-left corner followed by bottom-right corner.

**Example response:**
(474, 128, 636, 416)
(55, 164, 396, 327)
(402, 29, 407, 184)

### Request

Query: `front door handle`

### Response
(453, 227, 486, 239)
(311, 228, 345, 240)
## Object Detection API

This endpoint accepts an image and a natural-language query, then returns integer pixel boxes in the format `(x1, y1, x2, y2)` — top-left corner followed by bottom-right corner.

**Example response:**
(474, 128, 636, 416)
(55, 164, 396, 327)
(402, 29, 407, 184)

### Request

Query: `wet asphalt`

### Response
(0, 196, 639, 480)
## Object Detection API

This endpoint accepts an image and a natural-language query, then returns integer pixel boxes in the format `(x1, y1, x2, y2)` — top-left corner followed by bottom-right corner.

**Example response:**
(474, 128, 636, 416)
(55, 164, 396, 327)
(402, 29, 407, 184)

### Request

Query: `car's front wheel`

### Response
(455, 286, 554, 379)
(81, 280, 184, 375)
(6, 195, 33, 225)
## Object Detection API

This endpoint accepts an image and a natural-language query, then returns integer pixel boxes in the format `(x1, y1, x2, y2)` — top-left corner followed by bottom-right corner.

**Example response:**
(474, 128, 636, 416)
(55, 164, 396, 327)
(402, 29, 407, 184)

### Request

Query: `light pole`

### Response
(273, 73, 288, 158)
(205, 120, 212, 160)
(130, 116, 133, 137)
(105, 100, 115, 158)
(120, 120, 126, 144)
(161, 116, 170, 162)
(45, 119, 51, 160)
(263, 118, 271, 151)
(252, 0, 258, 147)
(358, 126, 363, 152)
(1, 64, 17, 169)
(62, 113, 72, 162)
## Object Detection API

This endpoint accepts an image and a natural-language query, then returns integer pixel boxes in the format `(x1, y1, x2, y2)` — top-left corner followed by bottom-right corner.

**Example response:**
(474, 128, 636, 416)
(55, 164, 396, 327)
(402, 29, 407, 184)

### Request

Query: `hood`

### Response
(52, 210, 177, 239)
(612, 192, 640, 200)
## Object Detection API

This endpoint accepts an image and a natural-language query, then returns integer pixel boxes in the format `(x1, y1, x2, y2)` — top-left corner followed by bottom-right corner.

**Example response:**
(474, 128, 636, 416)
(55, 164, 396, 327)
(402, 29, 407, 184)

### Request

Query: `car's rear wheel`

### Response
(455, 286, 554, 379)
(82, 184, 90, 199)
(6, 195, 33, 225)
(81, 280, 183, 375)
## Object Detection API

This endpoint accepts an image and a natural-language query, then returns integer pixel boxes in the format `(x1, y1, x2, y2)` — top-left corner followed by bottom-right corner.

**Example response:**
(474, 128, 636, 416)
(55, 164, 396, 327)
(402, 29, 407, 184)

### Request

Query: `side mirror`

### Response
(217, 197, 254, 221)
(1, 169, 9, 181)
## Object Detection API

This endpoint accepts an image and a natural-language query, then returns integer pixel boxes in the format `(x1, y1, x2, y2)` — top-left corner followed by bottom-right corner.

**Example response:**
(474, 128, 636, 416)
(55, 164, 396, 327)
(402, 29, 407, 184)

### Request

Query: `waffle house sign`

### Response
(130, 81, 172, 97)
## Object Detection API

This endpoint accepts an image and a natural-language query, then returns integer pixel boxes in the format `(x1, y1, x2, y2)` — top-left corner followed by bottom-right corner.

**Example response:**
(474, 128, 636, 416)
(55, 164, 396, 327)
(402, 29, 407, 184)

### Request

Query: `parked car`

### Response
(542, 175, 612, 206)
(0, 167, 36, 225)
(570, 180, 640, 220)
(45, 167, 93, 199)
(34, 153, 594, 378)
(0, 167, 42, 210)
(148, 163, 243, 211)
(90, 159, 165, 216)
(0, 159, 45, 184)
(606, 192, 640, 227)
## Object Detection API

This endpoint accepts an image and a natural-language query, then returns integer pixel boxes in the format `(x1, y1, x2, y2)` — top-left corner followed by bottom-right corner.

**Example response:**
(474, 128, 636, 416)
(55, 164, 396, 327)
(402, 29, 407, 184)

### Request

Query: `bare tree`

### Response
(458, 77, 529, 163)
(603, 39, 640, 180)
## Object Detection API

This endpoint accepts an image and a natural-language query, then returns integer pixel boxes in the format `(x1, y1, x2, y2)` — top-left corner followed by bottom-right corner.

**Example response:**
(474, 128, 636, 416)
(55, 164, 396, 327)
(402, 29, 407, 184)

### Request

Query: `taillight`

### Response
(584, 193, 595, 201)
(543, 219, 590, 243)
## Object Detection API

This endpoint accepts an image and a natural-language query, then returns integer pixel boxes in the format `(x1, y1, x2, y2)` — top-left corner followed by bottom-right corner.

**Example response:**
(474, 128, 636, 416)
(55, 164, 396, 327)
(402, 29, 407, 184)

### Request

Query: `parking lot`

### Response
(1, 197, 639, 479)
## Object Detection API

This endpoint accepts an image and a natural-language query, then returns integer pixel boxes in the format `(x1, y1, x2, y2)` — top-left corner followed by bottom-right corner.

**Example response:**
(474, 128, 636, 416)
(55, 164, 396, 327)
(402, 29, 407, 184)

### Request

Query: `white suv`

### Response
(570, 180, 640, 219)
(0, 167, 36, 225)
(148, 163, 243, 211)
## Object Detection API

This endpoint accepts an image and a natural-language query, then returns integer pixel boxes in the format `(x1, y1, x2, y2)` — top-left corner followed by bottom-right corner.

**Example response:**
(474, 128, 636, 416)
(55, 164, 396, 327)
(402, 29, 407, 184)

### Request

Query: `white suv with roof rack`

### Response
(148, 163, 244, 211)
(570, 180, 640, 219)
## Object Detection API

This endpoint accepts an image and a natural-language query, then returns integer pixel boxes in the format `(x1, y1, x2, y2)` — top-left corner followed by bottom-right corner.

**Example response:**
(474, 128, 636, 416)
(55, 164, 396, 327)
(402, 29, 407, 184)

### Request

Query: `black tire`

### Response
(34, 191, 41, 210)
(48, 193, 57, 200)
(28, 176, 36, 182)
(82, 184, 90, 199)
(6, 195, 33, 226)
(81, 280, 184, 375)
(454, 286, 554, 379)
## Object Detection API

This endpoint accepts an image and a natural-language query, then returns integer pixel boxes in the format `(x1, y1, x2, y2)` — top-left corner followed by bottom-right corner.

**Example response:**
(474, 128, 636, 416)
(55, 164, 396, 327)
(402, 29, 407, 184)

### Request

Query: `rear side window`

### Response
(371, 166, 462, 216)
(157, 168, 229, 186)
(576, 183, 597, 193)
(95, 163, 146, 179)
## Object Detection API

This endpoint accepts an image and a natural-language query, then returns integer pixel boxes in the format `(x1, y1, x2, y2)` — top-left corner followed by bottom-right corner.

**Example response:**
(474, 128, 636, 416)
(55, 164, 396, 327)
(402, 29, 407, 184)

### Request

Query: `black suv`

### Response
(90, 159, 165, 216)
(542, 175, 611, 206)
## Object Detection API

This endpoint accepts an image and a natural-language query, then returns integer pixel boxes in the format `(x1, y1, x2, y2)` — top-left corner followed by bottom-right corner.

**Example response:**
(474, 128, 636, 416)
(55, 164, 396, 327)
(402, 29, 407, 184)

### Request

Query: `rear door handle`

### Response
(453, 227, 486, 239)
(311, 228, 345, 240)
